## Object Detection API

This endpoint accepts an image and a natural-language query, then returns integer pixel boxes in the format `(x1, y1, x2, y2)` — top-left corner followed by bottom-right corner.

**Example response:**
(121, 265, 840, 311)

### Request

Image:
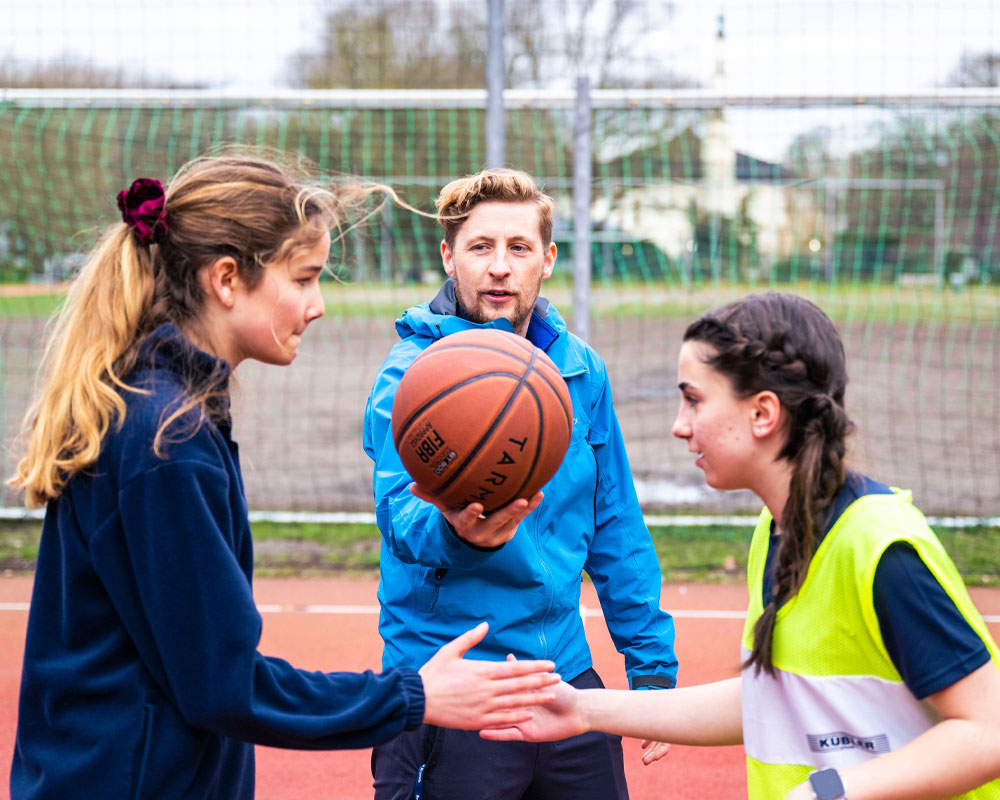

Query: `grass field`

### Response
(2, 279, 998, 323)
(3, 519, 998, 586)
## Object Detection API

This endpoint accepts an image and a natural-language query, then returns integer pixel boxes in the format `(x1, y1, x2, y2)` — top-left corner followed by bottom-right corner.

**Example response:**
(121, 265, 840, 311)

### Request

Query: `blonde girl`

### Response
(483, 292, 1000, 800)
(8, 155, 556, 800)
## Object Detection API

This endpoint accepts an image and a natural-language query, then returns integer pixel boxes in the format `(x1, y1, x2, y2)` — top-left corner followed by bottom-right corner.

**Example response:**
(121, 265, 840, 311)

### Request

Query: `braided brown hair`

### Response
(683, 293, 854, 676)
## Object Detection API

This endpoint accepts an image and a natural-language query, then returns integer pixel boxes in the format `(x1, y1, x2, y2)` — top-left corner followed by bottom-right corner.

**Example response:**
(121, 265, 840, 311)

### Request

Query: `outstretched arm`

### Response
(419, 623, 559, 730)
(481, 676, 743, 746)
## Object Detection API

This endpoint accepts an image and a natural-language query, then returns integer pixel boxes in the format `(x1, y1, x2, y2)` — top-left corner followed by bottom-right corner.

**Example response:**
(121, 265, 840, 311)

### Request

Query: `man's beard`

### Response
(453, 279, 538, 334)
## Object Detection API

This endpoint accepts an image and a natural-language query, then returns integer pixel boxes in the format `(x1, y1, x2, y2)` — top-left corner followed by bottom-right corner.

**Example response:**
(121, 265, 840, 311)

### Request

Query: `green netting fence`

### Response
(1, 90, 998, 517)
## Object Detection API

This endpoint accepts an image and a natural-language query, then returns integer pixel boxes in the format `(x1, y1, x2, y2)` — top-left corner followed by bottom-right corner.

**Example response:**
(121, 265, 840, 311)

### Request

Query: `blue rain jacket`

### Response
(363, 281, 677, 688)
(11, 324, 425, 800)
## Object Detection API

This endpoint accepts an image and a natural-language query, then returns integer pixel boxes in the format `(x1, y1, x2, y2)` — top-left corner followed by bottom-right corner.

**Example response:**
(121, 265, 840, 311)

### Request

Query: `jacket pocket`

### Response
(425, 567, 448, 611)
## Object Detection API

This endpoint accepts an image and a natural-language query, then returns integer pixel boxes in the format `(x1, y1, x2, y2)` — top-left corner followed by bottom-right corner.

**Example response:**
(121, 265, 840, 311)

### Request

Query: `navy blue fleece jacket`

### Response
(11, 324, 424, 799)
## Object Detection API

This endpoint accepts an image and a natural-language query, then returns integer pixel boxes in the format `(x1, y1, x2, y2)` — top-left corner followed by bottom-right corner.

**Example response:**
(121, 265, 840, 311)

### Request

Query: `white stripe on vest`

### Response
(741, 647, 939, 770)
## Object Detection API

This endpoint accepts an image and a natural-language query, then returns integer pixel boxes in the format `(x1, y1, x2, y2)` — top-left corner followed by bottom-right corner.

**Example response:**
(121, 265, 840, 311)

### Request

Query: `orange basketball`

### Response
(391, 328, 573, 512)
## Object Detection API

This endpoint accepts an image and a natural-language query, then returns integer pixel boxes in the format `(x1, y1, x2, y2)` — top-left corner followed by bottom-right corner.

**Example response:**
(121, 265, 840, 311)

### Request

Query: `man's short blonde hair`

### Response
(435, 169, 554, 249)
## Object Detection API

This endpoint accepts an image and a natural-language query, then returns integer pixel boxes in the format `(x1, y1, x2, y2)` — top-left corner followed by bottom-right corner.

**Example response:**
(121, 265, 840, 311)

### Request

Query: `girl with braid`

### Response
(7, 154, 557, 799)
(482, 292, 1000, 800)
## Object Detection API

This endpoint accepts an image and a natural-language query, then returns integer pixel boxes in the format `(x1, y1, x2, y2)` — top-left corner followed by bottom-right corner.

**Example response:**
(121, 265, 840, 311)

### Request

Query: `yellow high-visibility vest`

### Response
(742, 489, 1000, 799)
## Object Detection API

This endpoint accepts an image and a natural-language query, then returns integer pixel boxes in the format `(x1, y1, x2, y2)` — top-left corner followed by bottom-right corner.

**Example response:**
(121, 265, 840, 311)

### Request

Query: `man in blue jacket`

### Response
(363, 169, 678, 800)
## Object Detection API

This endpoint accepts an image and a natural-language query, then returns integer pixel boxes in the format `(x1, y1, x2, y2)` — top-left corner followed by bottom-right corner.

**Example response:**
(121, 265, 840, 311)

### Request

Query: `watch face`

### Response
(809, 768, 845, 799)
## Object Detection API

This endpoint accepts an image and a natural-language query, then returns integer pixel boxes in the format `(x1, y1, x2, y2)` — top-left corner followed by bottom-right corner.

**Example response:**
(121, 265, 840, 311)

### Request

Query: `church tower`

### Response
(703, 12, 737, 216)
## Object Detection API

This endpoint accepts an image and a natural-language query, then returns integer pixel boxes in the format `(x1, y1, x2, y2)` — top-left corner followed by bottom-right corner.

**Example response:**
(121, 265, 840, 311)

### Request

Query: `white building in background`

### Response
(596, 14, 801, 272)
(703, 13, 738, 219)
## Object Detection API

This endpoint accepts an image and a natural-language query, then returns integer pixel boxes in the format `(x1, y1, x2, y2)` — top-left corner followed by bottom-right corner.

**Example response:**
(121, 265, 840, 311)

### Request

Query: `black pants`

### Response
(371, 668, 629, 800)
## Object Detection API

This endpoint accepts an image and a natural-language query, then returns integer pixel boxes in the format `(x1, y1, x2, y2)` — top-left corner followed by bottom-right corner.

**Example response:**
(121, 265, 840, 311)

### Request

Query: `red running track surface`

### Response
(2, 577, 998, 800)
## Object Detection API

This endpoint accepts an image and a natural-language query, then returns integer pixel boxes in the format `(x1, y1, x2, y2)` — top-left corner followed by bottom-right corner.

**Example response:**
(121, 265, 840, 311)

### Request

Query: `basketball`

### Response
(391, 328, 573, 512)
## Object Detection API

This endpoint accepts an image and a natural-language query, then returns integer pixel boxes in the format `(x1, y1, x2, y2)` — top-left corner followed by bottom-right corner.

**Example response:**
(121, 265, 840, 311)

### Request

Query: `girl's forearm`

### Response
(580, 677, 743, 746)
(834, 718, 1000, 800)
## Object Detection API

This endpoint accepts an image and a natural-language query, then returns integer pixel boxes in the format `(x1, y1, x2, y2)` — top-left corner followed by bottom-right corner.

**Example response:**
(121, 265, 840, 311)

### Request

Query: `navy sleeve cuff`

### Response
(398, 668, 426, 730)
(631, 675, 674, 690)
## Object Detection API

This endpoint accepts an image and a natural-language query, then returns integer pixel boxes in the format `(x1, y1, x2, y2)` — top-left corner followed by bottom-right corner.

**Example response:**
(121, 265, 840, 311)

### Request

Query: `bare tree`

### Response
(945, 50, 1000, 88)
(506, 0, 687, 88)
(291, 0, 694, 90)
(0, 56, 202, 89)
(291, 0, 487, 89)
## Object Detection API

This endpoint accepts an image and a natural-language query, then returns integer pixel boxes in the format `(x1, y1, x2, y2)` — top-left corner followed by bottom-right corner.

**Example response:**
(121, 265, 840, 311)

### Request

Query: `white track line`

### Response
(251, 605, 1000, 624)
(1, 603, 997, 623)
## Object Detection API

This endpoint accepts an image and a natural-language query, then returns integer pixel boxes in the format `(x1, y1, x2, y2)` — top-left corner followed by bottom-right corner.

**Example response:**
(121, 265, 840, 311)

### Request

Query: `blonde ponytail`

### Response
(10, 226, 156, 506)
(9, 151, 374, 507)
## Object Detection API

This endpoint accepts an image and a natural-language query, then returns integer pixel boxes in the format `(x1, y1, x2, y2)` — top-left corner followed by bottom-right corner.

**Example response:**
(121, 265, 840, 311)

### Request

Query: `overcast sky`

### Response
(2, 0, 998, 162)
(3, 0, 998, 92)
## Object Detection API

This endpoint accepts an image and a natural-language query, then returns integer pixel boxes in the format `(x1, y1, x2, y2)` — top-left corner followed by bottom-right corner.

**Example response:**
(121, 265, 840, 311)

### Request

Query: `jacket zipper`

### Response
(533, 513, 553, 660)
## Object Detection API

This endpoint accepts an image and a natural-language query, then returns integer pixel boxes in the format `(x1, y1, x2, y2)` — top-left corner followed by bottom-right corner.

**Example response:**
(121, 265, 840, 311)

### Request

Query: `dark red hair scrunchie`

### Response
(116, 178, 167, 247)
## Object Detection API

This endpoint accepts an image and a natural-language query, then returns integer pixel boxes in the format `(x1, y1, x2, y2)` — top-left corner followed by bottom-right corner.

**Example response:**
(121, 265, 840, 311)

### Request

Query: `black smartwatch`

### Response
(808, 768, 846, 800)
